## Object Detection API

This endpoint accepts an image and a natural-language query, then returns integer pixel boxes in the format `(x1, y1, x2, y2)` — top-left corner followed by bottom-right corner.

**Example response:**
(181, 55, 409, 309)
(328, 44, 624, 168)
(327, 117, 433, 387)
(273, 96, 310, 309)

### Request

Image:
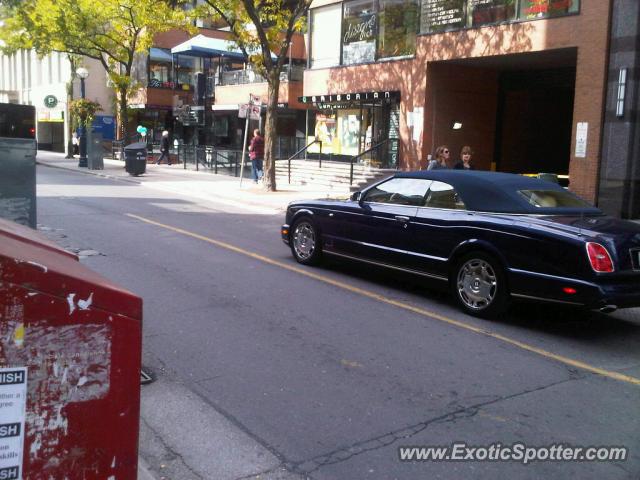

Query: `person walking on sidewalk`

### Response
(248, 129, 264, 183)
(72, 132, 80, 156)
(156, 130, 171, 165)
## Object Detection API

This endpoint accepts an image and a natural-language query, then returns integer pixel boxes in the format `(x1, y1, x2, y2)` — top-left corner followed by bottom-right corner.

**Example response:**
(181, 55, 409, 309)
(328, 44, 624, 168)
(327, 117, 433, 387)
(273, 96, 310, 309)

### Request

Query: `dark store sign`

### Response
(421, 0, 465, 32)
(299, 91, 400, 104)
(343, 13, 377, 44)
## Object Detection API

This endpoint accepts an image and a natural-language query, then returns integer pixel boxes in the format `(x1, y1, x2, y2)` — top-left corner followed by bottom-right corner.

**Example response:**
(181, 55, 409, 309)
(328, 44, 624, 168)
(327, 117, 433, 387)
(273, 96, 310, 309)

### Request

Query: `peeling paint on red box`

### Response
(0, 219, 142, 479)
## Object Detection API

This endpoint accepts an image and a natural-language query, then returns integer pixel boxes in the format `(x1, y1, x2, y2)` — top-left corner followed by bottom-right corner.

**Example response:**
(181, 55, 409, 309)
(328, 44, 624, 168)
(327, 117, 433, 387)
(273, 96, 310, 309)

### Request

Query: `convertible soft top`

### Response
(393, 170, 602, 214)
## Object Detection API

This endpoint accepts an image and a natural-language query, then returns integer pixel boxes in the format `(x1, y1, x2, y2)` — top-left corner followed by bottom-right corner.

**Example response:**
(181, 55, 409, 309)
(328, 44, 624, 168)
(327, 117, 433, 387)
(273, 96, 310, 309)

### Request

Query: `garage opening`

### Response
(426, 48, 577, 178)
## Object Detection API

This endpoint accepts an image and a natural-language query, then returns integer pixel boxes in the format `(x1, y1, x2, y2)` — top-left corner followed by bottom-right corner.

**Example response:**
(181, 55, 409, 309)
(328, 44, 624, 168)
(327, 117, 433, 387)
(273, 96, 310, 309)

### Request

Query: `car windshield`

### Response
(518, 189, 593, 209)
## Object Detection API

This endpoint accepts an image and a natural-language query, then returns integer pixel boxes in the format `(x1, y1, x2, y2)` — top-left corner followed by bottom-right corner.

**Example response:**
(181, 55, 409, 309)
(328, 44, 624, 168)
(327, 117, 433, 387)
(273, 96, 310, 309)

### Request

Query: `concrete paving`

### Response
(36, 151, 345, 214)
(36, 151, 340, 480)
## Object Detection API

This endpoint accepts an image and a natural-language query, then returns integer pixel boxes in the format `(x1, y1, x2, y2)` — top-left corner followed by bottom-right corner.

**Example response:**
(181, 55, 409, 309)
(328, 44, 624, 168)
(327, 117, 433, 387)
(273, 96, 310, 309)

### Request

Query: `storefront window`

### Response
(337, 110, 361, 155)
(175, 55, 199, 91)
(420, 0, 579, 33)
(311, 4, 342, 68)
(421, 0, 465, 33)
(378, 0, 419, 57)
(311, 113, 337, 153)
(342, 0, 377, 65)
(470, 0, 516, 27)
(519, 0, 579, 19)
(149, 48, 173, 88)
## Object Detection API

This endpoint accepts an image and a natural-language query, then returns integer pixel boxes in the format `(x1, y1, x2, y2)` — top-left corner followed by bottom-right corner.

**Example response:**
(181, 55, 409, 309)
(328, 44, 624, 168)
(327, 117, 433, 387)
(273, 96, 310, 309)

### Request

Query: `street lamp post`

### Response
(76, 67, 89, 168)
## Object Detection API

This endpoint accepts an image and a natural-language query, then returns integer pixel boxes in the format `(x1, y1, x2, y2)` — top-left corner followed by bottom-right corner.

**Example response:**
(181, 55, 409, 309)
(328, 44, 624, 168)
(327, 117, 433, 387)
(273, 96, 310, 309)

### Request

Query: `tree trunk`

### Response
(263, 73, 281, 191)
(118, 86, 129, 142)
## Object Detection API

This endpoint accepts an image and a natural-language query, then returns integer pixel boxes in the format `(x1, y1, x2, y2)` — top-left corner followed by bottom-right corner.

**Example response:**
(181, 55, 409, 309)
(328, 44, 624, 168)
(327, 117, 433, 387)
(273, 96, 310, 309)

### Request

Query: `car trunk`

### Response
(525, 214, 640, 272)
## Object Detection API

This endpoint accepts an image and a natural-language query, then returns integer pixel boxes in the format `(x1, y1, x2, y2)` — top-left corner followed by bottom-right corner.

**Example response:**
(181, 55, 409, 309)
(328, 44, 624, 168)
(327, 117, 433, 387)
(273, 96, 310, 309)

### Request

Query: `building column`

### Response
(598, 0, 640, 219)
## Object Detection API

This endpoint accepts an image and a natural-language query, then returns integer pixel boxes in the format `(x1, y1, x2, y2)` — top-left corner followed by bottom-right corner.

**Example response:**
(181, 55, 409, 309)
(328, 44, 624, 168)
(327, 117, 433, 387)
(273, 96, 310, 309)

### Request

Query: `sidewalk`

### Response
(36, 151, 343, 213)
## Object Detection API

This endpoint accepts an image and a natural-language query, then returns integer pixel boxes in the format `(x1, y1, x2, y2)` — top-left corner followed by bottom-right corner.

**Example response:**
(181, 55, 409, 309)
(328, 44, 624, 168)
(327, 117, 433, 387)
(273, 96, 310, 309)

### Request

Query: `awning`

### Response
(171, 35, 246, 60)
(171, 34, 277, 61)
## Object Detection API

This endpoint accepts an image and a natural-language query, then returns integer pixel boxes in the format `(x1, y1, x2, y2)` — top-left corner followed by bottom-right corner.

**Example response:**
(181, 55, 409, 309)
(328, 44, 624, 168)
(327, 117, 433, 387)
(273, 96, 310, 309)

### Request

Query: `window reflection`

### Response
(377, 0, 419, 58)
(149, 48, 173, 88)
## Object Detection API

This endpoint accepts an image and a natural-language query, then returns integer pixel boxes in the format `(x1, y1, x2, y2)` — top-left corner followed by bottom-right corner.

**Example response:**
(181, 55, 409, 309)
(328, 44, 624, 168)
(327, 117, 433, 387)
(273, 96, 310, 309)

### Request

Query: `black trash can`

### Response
(124, 142, 147, 176)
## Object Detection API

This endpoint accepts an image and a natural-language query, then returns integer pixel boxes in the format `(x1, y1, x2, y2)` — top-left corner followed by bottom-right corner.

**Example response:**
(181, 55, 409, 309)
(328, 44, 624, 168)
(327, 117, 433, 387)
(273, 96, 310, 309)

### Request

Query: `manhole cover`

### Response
(141, 367, 155, 385)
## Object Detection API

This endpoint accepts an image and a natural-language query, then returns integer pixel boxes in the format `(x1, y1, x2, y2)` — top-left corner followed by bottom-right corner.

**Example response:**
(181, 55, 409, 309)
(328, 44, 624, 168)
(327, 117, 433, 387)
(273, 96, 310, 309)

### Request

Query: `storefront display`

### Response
(342, 0, 377, 65)
(301, 91, 400, 165)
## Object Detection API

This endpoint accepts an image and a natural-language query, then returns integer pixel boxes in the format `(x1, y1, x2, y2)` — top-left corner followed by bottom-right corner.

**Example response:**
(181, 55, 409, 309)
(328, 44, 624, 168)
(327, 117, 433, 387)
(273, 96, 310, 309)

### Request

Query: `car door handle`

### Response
(394, 215, 411, 223)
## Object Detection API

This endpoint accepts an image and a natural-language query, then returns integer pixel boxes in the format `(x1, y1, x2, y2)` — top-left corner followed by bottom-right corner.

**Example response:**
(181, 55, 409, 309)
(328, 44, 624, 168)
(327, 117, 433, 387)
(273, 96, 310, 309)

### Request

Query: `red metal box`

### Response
(0, 218, 142, 479)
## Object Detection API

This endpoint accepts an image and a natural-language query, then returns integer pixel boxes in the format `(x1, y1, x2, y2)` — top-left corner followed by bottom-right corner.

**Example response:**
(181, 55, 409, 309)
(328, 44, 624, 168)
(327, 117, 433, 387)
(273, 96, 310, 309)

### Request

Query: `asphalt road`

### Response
(36, 164, 640, 480)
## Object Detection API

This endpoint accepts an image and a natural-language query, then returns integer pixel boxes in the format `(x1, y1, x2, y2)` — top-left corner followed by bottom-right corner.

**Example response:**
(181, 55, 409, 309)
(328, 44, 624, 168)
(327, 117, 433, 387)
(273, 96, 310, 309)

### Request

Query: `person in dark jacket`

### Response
(248, 129, 264, 183)
(156, 130, 171, 165)
(453, 145, 475, 170)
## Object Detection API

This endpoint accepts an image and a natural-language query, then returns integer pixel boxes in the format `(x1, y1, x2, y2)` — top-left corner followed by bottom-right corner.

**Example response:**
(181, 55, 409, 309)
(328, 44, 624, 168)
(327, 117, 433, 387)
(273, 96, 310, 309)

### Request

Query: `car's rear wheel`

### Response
(452, 252, 508, 318)
(291, 217, 322, 265)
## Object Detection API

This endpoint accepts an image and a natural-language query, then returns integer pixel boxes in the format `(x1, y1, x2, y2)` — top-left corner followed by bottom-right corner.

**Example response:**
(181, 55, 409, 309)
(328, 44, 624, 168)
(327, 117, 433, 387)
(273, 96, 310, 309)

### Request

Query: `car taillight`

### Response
(29, 127, 35, 137)
(586, 242, 614, 273)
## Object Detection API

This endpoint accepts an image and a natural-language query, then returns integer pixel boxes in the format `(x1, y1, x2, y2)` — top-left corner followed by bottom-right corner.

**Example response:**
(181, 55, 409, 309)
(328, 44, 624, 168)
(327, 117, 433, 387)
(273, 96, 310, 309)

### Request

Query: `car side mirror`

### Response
(350, 191, 362, 202)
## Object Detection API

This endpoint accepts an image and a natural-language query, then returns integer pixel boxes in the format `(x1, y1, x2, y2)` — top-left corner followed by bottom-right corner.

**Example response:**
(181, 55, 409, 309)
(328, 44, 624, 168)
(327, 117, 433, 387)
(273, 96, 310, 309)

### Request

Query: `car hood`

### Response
(288, 197, 352, 208)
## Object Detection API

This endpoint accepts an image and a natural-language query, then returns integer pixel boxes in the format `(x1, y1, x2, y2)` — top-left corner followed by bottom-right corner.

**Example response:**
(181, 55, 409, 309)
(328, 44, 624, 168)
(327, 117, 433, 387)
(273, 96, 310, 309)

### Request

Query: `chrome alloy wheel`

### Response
(457, 258, 497, 310)
(292, 221, 316, 261)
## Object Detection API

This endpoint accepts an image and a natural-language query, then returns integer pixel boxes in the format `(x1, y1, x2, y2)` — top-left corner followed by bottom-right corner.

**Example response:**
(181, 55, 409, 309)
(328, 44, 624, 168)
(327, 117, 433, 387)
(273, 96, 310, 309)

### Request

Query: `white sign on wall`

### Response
(0, 367, 27, 480)
(575, 122, 588, 158)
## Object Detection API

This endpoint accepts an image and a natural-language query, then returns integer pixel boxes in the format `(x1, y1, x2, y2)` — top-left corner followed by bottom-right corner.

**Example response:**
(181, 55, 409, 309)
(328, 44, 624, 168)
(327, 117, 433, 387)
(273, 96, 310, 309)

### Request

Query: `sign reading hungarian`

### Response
(298, 91, 400, 104)
(0, 367, 27, 480)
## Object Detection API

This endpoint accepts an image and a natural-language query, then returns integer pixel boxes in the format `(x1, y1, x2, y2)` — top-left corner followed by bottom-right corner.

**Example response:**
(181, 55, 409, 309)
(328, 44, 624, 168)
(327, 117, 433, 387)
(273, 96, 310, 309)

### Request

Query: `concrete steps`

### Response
(275, 159, 394, 193)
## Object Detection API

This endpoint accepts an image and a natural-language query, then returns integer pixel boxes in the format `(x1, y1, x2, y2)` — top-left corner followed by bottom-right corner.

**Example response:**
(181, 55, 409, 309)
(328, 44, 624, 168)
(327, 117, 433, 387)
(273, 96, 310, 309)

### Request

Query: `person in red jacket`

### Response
(248, 129, 264, 183)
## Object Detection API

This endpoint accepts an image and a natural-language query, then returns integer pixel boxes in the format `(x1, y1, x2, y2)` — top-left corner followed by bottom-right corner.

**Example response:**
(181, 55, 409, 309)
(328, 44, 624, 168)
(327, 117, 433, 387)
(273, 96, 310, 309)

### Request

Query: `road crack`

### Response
(286, 377, 580, 475)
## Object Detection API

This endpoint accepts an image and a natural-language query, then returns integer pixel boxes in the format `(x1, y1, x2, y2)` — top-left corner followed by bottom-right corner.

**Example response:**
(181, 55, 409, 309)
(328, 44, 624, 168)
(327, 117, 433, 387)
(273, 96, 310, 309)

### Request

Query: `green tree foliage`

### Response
(0, 0, 194, 140)
(198, 0, 312, 191)
(69, 98, 102, 128)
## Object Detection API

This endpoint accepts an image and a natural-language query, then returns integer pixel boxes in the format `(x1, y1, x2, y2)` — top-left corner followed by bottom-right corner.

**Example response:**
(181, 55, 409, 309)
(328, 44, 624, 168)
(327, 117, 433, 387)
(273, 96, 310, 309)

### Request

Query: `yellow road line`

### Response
(126, 213, 640, 386)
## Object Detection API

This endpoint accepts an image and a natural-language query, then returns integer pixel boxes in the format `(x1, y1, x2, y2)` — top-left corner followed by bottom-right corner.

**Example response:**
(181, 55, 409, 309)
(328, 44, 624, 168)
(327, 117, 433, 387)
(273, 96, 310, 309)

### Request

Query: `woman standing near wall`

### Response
(427, 145, 451, 170)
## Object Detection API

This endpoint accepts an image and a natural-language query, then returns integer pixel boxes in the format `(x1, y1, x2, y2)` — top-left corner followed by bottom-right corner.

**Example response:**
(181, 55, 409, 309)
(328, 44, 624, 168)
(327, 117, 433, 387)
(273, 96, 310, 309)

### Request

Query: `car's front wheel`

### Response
(452, 252, 508, 318)
(290, 217, 322, 265)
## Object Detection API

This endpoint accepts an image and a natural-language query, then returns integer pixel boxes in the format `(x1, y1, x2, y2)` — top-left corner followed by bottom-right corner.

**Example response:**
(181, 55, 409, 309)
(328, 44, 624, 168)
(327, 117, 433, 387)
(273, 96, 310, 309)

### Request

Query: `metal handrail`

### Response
(349, 139, 389, 185)
(283, 139, 321, 184)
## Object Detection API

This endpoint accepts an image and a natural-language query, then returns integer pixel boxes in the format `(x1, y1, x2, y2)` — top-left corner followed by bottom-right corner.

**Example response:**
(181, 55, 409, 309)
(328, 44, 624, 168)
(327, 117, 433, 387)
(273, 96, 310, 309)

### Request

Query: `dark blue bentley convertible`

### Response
(281, 171, 640, 317)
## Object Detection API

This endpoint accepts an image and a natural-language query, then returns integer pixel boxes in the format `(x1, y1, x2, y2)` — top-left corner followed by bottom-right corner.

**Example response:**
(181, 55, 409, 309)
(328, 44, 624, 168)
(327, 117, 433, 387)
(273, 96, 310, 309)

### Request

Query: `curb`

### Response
(36, 160, 291, 212)
(36, 160, 145, 186)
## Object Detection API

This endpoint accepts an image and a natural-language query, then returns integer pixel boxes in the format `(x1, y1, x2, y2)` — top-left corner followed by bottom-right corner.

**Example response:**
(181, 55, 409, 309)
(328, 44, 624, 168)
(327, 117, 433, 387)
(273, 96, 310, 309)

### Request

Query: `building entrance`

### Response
(426, 49, 577, 177)
(496, 67, 575, 176)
